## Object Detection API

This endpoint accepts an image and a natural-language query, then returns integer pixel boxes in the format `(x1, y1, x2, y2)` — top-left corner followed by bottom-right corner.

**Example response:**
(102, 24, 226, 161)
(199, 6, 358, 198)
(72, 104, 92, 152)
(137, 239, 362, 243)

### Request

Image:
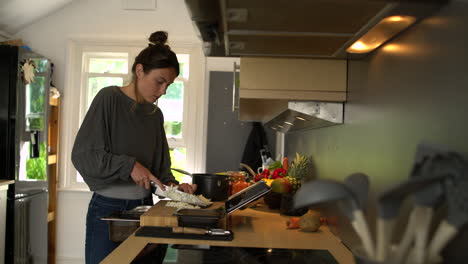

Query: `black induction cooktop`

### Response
(131, 244, 338, 264)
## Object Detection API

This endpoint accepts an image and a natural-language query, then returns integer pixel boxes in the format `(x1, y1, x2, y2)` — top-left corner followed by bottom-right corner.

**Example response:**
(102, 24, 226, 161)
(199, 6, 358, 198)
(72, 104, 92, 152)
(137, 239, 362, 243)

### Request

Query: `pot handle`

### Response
(240, 163, 256, 180)
(171, 168, 192, 177)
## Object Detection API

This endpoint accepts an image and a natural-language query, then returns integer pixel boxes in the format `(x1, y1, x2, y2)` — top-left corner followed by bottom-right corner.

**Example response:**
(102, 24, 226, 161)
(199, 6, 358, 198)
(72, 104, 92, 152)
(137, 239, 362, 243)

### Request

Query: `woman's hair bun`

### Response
(149, 31, 168, 46)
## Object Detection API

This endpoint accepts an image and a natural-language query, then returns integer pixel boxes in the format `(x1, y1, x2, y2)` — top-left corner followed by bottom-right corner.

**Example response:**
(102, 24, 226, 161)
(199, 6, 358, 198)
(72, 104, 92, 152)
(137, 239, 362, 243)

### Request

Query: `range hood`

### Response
(264, 101, 344, 134)
(185, 0, 446, 59)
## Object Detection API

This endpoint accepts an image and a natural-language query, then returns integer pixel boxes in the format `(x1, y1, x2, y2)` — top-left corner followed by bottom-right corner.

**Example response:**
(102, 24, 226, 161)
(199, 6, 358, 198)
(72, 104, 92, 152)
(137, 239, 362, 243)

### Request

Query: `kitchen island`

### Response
(102, 202, 355, 264)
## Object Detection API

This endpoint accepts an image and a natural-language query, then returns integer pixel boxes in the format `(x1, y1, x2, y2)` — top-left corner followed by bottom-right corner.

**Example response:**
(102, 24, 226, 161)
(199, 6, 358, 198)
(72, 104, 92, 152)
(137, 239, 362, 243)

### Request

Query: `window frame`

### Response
(61, 39, 205, 190)
(81, 51, 130, 124)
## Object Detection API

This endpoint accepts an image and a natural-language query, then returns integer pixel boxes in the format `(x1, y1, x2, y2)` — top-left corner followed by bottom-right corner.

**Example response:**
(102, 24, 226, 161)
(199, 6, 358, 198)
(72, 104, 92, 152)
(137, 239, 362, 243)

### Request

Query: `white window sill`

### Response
(58, 187, 91, 193)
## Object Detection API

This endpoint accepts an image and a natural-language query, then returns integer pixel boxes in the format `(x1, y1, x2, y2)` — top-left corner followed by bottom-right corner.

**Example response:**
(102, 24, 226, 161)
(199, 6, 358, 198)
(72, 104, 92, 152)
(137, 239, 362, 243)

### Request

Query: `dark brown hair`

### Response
(131, 31, 180, 104)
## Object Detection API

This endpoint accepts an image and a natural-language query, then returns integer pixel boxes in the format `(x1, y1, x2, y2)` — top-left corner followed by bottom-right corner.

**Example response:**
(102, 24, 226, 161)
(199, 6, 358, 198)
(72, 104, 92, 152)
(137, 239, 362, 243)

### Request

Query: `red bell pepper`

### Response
(271, 168, 287, 179)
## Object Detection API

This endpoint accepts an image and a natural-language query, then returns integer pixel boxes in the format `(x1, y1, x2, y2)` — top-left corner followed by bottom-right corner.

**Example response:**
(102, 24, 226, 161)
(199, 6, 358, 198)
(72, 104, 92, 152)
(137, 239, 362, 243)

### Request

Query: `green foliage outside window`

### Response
(178, 62, 185, 78)
(89, 59, 127, 74)
(28, 76, 46, 130)
(26, 142, 47, 180)
(33, 59, 48, 73)
(164, 121, 182, 137)
(88, 77, 123, 108)
(165, 81, 183, 100)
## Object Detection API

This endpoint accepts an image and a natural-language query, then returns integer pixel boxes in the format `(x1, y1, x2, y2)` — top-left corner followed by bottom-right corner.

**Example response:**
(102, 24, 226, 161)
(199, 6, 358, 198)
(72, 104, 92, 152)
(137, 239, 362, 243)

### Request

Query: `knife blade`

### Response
(172, 227, 232, 236)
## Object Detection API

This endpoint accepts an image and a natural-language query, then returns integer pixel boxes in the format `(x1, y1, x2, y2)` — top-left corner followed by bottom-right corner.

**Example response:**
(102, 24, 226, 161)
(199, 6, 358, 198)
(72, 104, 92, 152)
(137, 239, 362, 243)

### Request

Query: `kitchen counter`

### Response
(0, 180, 14, 190)
(101, 202, 355, 264)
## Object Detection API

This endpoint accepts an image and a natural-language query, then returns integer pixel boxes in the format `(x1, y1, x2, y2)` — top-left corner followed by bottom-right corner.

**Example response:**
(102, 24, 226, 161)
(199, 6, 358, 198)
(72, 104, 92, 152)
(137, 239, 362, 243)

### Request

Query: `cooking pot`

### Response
(171, 168, 230, 201)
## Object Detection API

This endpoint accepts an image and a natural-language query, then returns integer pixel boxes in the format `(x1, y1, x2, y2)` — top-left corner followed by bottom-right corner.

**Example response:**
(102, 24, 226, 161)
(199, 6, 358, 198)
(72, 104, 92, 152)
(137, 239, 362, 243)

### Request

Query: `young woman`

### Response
(72, 31, 196, 264)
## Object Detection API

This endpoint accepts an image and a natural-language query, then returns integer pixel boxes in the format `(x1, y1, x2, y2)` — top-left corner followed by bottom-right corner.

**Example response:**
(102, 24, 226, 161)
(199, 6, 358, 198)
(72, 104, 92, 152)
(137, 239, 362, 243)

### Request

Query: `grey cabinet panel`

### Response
(205, 71, 252, 173)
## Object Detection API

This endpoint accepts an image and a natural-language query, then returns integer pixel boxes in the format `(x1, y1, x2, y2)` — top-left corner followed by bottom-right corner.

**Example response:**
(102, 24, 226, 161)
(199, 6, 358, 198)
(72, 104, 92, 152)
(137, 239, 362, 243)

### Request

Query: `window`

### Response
(158, 54, 190, 182)
(82, 52, 128, 112)
(63, 42, 203, 189)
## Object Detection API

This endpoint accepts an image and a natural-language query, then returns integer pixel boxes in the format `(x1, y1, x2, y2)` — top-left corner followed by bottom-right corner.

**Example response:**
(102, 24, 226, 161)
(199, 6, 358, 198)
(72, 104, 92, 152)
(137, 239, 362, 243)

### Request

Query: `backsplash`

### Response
(285, 1, 468, 263)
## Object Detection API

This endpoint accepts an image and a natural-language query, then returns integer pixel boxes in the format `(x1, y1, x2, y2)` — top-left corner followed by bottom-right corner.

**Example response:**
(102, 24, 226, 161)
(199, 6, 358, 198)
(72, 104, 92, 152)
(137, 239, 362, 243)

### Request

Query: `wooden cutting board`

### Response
(140, 200, 224, 227)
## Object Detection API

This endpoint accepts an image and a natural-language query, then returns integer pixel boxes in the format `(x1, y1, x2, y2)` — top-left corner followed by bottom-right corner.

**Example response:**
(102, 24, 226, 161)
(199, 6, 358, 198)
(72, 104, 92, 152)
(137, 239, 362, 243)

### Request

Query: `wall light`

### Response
(347, 15, 416, 54)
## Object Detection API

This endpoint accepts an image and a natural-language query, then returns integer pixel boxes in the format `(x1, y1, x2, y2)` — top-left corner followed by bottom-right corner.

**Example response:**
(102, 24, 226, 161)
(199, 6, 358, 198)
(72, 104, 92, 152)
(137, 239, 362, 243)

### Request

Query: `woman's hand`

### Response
(130, 161, 165, 190)
(177, 183, 197, 194)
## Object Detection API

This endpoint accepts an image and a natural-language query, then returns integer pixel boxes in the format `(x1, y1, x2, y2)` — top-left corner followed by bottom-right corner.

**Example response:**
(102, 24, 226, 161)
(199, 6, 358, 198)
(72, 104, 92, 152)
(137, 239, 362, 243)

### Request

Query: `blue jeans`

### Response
(85, 193, 167, 264)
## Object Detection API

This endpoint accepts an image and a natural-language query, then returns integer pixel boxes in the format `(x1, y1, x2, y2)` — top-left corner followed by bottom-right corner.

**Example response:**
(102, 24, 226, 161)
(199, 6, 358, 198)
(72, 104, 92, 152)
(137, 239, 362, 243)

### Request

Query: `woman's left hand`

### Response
(177, 183, 197, 194)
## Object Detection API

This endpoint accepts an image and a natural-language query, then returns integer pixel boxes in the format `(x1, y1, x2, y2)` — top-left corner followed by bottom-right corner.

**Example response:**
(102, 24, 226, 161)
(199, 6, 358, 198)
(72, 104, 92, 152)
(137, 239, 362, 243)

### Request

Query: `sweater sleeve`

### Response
(155, 110, 179, 185)
(71, 89, 135, 190)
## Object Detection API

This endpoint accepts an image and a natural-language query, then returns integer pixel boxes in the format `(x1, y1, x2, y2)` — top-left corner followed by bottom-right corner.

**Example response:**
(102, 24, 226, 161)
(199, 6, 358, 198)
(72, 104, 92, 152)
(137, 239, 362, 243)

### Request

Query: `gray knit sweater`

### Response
(71, 86, 178, 199)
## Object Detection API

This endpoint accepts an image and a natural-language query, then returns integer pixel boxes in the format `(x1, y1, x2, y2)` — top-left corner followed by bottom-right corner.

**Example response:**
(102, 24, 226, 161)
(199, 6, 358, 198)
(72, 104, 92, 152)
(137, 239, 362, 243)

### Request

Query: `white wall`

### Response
(15, 0, 201, 262)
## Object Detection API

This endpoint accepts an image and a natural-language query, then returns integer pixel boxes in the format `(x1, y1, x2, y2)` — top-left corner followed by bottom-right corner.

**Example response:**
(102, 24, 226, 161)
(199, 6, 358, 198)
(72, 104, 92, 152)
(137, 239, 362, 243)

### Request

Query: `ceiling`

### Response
(0, 0, 72, 39)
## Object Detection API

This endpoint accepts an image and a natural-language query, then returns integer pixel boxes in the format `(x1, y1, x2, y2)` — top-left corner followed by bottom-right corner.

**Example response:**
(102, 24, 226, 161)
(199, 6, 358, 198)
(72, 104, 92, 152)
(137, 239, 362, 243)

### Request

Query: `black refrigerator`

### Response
(1, 45, 50, 264)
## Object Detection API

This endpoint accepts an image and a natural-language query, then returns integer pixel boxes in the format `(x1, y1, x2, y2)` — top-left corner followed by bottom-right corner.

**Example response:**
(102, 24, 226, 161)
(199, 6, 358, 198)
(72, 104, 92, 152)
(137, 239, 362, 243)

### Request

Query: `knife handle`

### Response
(172, 227, 207, 235)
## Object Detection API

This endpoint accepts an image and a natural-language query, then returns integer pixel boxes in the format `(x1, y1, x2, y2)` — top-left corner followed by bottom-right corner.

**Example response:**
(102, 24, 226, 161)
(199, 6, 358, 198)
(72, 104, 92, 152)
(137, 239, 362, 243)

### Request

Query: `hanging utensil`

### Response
(376, 173, 446, 262)
(411, 149, 454, 264)
(394, 144, 448, 263)
(344, 173, 370, 210)
(427, 154, 468, 262)
(343, 173, 375, 259)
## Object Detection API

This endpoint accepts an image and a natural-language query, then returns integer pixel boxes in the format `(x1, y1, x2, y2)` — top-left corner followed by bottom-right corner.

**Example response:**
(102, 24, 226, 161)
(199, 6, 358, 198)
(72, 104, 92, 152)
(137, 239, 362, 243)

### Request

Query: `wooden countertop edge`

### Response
(0, 180, 14, 189)
(101, 225, 355, 264)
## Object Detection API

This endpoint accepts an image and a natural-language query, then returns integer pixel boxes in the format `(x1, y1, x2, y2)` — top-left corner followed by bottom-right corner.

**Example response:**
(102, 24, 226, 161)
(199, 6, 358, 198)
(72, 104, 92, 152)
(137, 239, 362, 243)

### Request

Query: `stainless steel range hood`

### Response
(264, 101, 344, 133)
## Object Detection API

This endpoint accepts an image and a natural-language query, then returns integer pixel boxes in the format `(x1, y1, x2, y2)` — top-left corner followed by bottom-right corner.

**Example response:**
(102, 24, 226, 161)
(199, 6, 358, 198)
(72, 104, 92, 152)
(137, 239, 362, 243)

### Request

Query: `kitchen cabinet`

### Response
(238, 57, 347, 122)
(206, 71, 252, 172)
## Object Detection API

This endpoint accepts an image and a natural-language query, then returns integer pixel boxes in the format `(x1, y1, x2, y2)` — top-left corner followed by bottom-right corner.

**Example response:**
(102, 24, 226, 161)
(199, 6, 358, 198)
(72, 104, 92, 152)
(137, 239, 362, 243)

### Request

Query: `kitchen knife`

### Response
(172, 227, 232, 236)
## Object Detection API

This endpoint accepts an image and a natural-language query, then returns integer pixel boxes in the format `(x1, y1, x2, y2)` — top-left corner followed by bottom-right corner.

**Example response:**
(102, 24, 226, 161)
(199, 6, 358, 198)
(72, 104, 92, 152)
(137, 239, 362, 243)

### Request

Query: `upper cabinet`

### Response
(237, 57, 347, 122)
(240, 57, 347, 101)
